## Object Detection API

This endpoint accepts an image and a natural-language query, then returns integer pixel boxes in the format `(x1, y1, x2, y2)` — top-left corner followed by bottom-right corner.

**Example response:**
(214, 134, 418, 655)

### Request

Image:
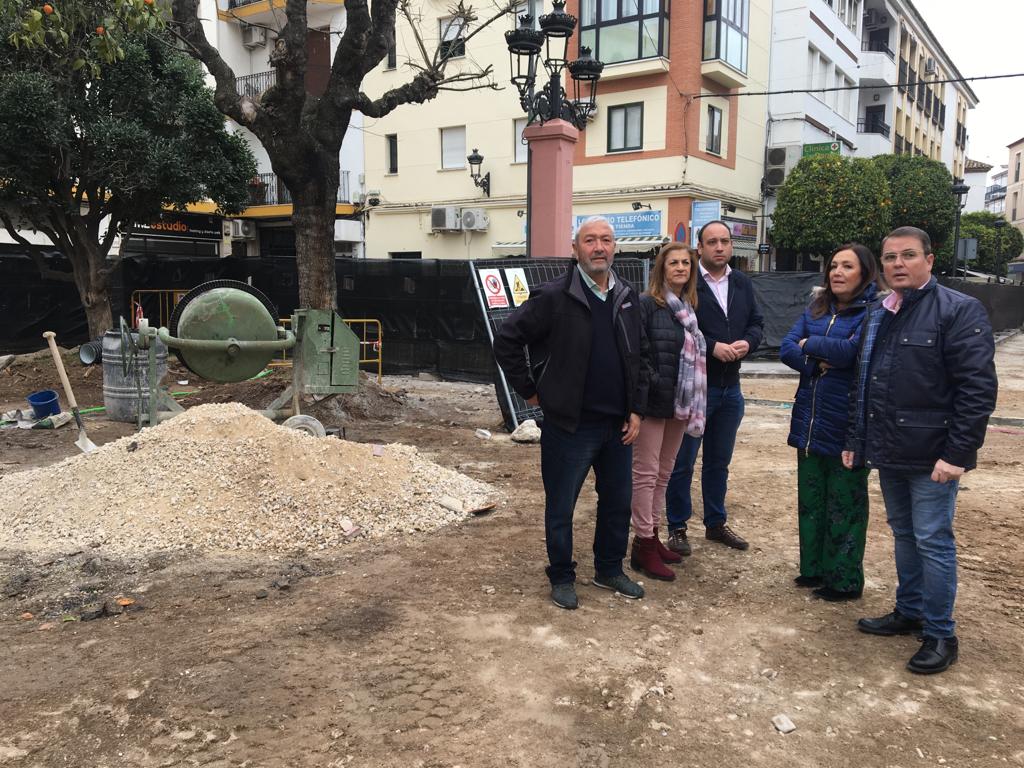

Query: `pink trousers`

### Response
(631, 417, 688, 538)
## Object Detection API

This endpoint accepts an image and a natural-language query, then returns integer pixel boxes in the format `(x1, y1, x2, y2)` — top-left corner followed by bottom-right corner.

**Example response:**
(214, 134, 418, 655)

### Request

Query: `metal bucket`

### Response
(101, 330, 168, 422)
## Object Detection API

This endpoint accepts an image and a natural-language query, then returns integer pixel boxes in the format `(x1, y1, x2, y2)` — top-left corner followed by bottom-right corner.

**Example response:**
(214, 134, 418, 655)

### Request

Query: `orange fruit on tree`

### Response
(96, 25, 105, 34)
(42, 3, 54, 13)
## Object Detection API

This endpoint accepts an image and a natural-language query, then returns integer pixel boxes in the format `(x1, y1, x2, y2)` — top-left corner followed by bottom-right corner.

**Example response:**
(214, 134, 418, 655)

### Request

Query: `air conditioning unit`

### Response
(230, 219, 257, 239)
(764, 145, 805, 194)
(241, 24, 267, 50)
(924, 57, 936, 75)
(863, 9, 877, 27)
(460, 207, 490, 231)
(430, 205, 461, 232)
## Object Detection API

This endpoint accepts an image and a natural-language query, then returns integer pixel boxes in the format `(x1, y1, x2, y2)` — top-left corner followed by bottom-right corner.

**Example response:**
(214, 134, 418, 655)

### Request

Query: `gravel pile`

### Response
(0, 403, 497, 557)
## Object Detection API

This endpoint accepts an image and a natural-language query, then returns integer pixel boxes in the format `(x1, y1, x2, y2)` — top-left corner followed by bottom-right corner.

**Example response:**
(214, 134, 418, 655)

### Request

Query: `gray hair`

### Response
(574, 215, 616, 245)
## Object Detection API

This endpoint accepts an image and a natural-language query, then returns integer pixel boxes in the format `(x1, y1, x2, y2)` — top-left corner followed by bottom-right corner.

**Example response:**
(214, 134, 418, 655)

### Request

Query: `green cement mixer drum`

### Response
(168, 281, 282, 382)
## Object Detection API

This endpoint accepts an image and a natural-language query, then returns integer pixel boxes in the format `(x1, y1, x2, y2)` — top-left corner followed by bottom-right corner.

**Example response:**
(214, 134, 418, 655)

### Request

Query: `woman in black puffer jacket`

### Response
(630, 243, 707, 582)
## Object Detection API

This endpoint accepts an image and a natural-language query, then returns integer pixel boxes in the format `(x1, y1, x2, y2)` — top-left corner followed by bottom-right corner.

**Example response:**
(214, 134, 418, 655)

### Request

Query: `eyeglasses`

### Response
(881, 250, 925, 264)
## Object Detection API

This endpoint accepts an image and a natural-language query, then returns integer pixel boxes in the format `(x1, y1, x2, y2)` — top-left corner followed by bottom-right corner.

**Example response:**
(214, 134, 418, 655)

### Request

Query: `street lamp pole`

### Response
(951, 181, 970, 279)
(994, 218, 1008, 279)
(506, 2, 603, 257)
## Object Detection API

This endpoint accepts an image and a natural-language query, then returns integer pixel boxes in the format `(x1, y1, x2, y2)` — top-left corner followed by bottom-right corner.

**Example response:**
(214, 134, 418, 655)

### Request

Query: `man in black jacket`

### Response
(665, 220, 764, 554)
(843, 226, 997, 674)
(493, 216, 646, 610)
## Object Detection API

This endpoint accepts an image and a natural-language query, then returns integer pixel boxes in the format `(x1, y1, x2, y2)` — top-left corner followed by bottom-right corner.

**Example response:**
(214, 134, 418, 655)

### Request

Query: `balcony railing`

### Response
(857, 118, 891, 138)
(247, 171, 351, 206)
(985, 185, 1006, 202)
(236, 70, 276, 97)
(228, 0, 264, 8)
(862, 39, 895, 60)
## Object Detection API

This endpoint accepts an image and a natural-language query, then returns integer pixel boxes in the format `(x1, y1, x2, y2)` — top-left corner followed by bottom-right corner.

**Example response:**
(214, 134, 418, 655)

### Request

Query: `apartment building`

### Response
(962, 158, 992, 213)
(764, 0, 976, 219)
(986, 165, 1007, 214)
(1007, 136, 1024, 236)
(205, 0, 364, 258)
(361, 0, 771, 268)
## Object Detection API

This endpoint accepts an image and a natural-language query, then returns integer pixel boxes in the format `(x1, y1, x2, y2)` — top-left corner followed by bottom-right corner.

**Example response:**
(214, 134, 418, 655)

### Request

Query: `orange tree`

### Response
(0, 0, 255, 336)
(771, 154, 892, 257)
(871, 154, 957, 262)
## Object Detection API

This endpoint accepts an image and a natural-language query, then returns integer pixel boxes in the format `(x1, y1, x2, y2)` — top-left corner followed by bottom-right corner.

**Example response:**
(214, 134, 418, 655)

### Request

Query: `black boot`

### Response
(907, 636, 958, 674)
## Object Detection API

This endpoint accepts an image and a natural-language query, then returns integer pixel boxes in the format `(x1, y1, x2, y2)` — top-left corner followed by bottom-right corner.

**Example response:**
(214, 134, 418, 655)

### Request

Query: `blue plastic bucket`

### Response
(27, 389, 61, 419)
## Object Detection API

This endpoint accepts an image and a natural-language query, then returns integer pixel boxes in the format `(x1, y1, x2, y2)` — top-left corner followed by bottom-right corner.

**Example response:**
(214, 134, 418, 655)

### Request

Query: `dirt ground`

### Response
(0, 337, 1022, 767)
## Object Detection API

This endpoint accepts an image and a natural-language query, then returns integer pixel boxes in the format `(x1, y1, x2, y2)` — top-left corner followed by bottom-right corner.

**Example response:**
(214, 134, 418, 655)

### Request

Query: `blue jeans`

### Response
(665, 382, 745, 531)
(540, 417, 633, 585)
(878, 469, 960, 638)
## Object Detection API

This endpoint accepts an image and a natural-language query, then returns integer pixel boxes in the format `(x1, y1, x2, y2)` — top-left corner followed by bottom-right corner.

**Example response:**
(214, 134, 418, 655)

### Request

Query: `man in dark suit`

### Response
(665, 220, 764, 555)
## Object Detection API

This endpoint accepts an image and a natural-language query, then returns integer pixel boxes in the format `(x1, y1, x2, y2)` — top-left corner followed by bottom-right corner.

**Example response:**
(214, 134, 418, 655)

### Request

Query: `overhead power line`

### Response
(688, 71, 1024, 99)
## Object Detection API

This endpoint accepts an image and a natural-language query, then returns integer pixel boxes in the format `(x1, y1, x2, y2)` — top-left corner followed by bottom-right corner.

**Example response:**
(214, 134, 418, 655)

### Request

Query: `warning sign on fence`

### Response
(479, 269, 509, 308)
(504, 268, 530, 306)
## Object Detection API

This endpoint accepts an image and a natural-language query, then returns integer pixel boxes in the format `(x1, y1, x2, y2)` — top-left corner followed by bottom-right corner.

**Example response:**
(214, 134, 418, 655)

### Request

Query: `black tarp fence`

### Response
(3, 253, 1022, 376)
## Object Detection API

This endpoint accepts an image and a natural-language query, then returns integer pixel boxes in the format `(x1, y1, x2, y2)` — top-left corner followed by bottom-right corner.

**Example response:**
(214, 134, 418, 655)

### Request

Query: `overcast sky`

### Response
(920, 0, 1024, 174)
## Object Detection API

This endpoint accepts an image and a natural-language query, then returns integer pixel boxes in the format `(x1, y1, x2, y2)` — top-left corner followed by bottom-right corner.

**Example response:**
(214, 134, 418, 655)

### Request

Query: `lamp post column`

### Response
(524, 120, 578, 257)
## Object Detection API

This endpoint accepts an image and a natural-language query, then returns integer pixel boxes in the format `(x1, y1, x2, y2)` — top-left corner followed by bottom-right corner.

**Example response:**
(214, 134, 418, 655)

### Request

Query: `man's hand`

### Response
(731, 340, 750, 359)
(931, 459, 964, 484)
(798, 338, 807, 349)
(526, 395, 539, 406)
(712, 342, 738, 362)
(842, 451, 855, 469)
(621, 413, 641, 445)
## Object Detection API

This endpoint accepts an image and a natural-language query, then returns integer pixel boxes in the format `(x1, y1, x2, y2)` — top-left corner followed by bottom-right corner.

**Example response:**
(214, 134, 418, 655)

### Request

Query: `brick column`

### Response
(524, 119, 579, 257)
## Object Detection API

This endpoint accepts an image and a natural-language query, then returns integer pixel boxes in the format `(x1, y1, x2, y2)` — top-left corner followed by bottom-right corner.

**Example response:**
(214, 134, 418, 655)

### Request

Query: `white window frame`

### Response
(440, 125, 467, 169)
(513, 118, 528, 164)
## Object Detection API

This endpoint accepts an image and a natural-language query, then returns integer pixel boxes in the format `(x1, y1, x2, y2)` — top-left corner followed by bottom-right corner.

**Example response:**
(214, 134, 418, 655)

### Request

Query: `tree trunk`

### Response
(69, 239, 114, 339)
(283, 151, 341, 310)
(292, 196, 338, 310)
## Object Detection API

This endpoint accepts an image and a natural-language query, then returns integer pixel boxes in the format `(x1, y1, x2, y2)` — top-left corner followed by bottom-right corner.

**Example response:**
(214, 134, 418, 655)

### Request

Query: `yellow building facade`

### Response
(361, 0, 771, 267)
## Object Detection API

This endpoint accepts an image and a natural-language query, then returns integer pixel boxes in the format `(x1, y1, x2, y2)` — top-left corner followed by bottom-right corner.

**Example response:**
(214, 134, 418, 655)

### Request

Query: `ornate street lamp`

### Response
(951, 181, 970, 278)
(466, 148, 490, 197)
(505, 0, 604, 131)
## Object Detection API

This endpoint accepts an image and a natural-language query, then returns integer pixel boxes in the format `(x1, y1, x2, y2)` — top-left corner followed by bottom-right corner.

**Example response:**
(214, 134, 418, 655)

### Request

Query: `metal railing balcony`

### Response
(857, 118, 891, 138)
(236, 70, 276, 97)
(247, 171, 352, 206)
(862, 39, 895, 60)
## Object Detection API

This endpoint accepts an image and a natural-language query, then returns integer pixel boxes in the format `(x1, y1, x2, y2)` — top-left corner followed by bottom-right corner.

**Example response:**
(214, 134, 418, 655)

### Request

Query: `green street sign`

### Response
(802, 141, 841, 157)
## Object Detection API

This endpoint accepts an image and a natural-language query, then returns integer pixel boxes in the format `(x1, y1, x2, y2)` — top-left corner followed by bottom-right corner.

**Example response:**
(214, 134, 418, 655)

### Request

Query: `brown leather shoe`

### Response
(705, 524, 749, 550)
(665, 528, 691, 557)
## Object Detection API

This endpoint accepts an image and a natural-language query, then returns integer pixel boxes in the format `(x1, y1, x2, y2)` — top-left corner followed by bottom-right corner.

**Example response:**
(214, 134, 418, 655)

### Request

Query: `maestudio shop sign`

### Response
(133, 212, 223, 241)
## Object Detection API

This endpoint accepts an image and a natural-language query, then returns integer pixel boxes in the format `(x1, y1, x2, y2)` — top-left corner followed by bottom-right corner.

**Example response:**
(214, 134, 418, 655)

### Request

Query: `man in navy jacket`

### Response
(843, 226, 997, 674)
(665, 220, 764, 554)
(493, 216, 647, 610)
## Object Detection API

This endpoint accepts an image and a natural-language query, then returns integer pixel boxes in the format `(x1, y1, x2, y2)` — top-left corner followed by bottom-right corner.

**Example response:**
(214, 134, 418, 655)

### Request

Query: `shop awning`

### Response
(491, 235, 667, 258)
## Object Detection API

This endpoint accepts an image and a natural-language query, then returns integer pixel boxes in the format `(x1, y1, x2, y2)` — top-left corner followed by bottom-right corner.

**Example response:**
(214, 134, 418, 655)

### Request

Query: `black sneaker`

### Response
(794, 575, 823, 588)
(551, 582, 579, 610)
(812, 586, 862, 602)
(907, 636, 958, 674)
(592, 573, 644, 600)
(857, 610, 923, 636)
(667, 528, 692, 556)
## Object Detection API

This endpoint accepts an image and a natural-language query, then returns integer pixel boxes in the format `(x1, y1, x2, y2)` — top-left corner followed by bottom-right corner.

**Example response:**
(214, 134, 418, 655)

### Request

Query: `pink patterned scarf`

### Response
(664, 285, 707, 436)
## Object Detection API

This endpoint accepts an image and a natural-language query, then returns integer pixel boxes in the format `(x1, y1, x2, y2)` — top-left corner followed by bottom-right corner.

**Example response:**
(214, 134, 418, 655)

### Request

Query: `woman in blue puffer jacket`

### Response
(780, 243, 880, 602)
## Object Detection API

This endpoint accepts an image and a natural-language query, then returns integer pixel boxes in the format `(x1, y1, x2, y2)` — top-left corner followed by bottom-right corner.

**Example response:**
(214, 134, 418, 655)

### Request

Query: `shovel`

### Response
(42, 331, 97, 454)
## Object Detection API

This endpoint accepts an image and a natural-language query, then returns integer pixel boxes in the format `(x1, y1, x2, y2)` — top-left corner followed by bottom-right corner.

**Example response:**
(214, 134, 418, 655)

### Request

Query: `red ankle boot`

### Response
(653, 527, 683, 564)
(630, 536, 676, 581)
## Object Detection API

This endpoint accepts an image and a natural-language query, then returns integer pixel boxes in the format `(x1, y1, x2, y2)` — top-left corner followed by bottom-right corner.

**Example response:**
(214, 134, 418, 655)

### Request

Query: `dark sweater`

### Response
(581, 288, 627, 419)
(695, 269, 765, 388)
